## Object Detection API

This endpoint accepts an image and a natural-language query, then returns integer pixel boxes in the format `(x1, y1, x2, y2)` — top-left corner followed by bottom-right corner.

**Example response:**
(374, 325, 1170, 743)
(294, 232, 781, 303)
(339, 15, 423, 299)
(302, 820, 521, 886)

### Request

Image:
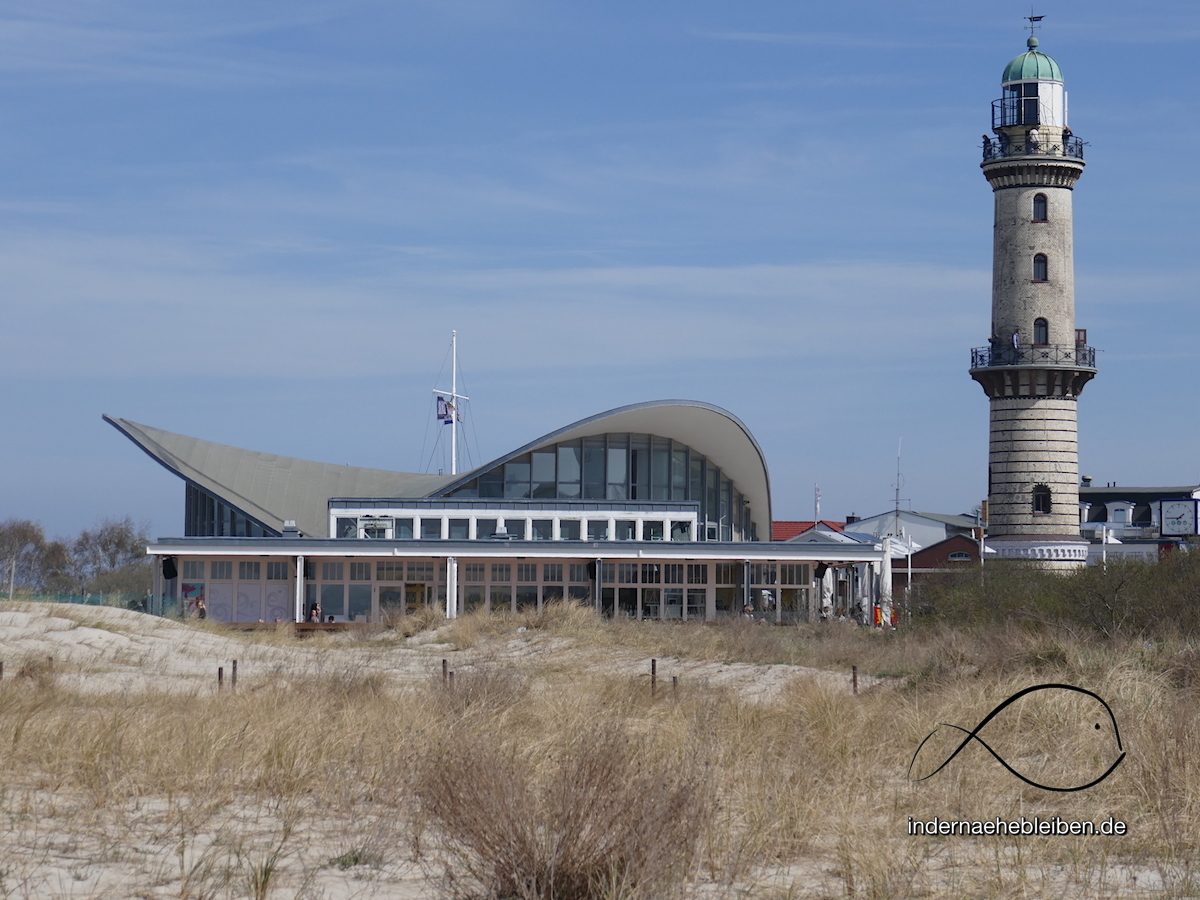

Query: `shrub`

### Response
(415, 721, 711, 900)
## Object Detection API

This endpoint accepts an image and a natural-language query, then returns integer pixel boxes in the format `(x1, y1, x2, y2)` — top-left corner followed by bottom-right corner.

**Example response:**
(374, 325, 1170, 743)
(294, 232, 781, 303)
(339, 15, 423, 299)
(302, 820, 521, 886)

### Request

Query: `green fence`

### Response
(16, 594, 180, 618)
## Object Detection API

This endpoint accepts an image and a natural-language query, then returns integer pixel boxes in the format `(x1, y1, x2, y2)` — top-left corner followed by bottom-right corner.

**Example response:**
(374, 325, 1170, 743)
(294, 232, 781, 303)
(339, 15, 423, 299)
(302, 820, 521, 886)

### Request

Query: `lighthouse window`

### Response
(1033, 193, 1047, 221)
(1033, 318, 1049, 345)
(1033, 254, 1048, 282)
(1032, 484, 1052, 515)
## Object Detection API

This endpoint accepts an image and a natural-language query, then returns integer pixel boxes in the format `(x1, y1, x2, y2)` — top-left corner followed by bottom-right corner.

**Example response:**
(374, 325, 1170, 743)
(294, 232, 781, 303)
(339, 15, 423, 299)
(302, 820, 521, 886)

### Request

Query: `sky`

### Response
(2, 0, 1199, 539)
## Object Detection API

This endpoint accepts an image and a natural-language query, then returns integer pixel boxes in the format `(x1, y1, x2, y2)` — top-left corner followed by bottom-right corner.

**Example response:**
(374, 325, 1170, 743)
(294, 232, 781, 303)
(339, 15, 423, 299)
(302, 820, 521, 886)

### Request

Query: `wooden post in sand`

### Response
(651, 658, 657, 698)
(852, 665, 858, 695)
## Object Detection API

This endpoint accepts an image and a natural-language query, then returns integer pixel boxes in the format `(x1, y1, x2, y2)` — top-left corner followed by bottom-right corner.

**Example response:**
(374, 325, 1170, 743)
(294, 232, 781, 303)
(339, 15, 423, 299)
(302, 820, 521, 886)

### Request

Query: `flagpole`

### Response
(451, 330, 458, 476)
(434, 332, 468, 476)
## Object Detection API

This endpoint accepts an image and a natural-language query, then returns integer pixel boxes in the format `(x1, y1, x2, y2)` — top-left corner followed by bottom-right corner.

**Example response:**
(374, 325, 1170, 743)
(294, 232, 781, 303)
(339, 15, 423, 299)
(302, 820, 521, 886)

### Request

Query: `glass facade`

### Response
(444, 433, 752, 541)
(186, 483, 273, 537)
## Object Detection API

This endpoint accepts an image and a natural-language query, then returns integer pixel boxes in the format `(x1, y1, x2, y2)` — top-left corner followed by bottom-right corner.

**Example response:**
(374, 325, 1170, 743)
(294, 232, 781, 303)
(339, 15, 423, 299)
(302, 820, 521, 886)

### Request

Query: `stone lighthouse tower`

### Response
(969, 33, 1096, 569)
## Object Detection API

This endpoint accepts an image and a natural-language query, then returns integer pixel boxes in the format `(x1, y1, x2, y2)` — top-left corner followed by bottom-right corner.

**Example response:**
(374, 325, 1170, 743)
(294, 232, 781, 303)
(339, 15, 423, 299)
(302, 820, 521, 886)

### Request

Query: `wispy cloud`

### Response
(0, 229, 986, 380)
(696, 29, 906, 49)
(0, 2, 412, 86)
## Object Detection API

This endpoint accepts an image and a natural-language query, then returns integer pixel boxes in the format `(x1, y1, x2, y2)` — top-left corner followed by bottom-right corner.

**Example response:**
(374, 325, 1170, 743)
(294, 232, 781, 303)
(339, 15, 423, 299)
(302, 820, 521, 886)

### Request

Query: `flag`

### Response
(437, 397, 449, 421)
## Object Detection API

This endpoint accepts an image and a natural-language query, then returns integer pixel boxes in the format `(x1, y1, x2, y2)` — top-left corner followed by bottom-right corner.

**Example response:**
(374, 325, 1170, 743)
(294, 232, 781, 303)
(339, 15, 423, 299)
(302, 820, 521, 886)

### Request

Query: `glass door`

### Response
(404, 583, 426, 615)
(641, 588, 661, 620)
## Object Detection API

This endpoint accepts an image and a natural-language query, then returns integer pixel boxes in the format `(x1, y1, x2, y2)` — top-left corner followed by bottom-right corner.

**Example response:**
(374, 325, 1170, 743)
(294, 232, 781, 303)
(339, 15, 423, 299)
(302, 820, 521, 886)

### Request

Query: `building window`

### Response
(1033, 484, 1052, 515)
(182, 560, 204, 580)
(663, 564, 684, 584)
(615, 521, 636, 540)
(239, 561, 261, 581)
(715, 563, 740, 585)
(559, 520, 581, 540)
(569, 564, 590, 583)
(362, 519, 391, 539)
(321, 562, 343, 582)
(448, 519, 469, 540)
(1032, 193, 1047, 221)
(421, 519, 442, 540)
(267, 561, 290, 580)
(687, 564, 708, 585)
(517, 563, 538, 583)
(641, 564, 661, 584)
(1033, 317, 1049, 345)
(750, 563, 777, 585)
(543, 563, 563, 583)
(463, 563, 485, 582)
(491, 563, 511, 583)
(532, 520, 553, 541)
(587, 520, 609, 541)
(618, 563, 639, 584)
(349, 562, 371, 581)
(377, 561, 403, 582)
(780, 563, 810, 585)
(407, 562, 433, 582)
(1033, 253, 1048, 282)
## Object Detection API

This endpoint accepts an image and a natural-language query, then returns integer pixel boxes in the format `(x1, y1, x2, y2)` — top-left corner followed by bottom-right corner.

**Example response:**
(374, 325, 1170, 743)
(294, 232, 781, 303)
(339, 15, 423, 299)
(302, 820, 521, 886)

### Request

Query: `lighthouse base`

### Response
(985, 534, 1089, 571)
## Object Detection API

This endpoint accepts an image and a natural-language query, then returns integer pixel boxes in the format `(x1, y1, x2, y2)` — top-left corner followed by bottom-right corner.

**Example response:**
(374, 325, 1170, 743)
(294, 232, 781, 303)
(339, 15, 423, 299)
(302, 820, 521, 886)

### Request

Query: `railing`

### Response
(1080, 523, 1162, 541)
(971, 344, 1096, 368)
(982, 134, 1084, 162)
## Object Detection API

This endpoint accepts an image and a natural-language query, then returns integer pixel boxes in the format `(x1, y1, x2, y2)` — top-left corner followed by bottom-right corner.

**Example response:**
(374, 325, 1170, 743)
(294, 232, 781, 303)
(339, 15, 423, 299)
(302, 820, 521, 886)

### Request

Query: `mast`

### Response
(451, 330, 458, 476)
(434, 331, 469, 476)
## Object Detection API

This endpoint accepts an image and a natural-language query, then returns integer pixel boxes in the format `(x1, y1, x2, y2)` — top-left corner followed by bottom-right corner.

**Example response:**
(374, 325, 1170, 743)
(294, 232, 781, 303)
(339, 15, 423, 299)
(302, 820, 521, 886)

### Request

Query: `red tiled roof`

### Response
(771, 520, 846, 541)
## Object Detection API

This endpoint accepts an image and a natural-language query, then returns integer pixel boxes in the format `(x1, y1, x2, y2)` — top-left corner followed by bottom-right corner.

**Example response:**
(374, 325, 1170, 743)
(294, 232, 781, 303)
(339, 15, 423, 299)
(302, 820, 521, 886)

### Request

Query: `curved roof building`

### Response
(108, 400, 771, 542)
(110, 401, 886, 624)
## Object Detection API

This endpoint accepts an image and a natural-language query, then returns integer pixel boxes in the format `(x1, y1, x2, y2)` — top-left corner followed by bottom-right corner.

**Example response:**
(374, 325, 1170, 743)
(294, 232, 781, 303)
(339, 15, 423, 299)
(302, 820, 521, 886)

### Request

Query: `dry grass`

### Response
(2, 601, 1200, 897)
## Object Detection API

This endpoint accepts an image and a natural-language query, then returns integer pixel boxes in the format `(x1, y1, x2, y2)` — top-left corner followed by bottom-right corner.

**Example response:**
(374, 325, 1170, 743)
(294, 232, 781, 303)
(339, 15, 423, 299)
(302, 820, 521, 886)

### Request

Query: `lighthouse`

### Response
(969, 32, 1095, 568)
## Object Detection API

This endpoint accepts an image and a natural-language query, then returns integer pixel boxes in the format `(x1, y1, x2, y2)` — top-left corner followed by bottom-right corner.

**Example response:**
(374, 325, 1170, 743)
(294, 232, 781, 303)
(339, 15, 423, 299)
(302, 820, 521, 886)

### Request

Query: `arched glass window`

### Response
(1033, 317, 1049, 345)
(442, 434, 750, 540)
(1033, 253, 1048, 282)
(1032, 484, 1052, 515)
(1032, 193, 1048, 221)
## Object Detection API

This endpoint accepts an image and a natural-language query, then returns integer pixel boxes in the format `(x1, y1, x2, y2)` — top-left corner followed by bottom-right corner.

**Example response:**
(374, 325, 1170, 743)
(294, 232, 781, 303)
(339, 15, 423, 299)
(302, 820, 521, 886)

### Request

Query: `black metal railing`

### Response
(982, 134, 1084, 162)
(971, 344, 1096, 368)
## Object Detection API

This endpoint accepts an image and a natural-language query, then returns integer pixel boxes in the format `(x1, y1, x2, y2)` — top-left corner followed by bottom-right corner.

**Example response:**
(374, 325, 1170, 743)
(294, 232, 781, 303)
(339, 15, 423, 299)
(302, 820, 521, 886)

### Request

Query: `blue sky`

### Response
(2, 0, 1199, 538)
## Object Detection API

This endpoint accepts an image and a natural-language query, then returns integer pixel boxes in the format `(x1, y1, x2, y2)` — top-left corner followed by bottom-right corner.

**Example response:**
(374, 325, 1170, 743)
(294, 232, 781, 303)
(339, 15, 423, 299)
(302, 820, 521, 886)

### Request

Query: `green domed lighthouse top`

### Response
(1002, 35, 1063, 83)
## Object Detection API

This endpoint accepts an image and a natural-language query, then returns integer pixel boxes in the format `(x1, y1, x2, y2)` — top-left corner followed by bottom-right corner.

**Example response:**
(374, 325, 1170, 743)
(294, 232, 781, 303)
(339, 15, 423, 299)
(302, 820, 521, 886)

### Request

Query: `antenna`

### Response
(892, 439, 910, 537)
(893, 439, 905, 513)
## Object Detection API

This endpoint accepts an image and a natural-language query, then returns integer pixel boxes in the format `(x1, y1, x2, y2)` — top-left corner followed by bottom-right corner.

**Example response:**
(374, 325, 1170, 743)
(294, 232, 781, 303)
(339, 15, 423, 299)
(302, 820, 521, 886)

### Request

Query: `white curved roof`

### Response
(107, 400, 772, 540)
(437, 400, 772, 539)
(105, 416, 456, 537)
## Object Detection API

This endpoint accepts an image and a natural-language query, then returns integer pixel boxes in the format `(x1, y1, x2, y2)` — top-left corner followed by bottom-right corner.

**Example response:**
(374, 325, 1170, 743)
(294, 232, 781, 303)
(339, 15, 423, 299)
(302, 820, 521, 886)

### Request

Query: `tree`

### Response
(68, 516, 152, 595)
(0, 519, 46, 599)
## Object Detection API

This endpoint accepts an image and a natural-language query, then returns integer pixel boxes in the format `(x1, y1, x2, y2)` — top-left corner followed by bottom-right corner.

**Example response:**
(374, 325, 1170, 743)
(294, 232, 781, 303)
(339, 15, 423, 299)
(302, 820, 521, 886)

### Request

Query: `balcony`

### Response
(982, 134, 1084, 162)
(971, 344, 1096, 369)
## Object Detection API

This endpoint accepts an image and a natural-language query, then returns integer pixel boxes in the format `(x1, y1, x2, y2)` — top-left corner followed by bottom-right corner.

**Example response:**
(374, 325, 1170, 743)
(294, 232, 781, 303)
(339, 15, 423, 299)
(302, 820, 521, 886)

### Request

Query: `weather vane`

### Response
(1026, 9, 1045, 38)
